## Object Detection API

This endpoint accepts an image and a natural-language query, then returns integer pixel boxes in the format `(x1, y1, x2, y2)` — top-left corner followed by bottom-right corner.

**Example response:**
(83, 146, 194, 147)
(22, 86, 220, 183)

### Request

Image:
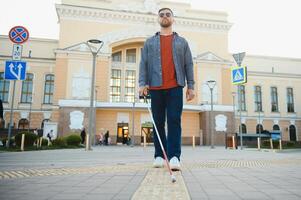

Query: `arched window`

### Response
(43, 74, 54, 104)
(289, 125, 297, 142)
(18, 119, 29, 129)
(273, 124, 280, 131)
(241, 124, 247, 133)
(256, 124, 263, 134)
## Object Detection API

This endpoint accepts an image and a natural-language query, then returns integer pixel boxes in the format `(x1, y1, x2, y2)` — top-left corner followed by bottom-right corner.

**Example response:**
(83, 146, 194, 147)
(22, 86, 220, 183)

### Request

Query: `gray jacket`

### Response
(139, 32, 195, 90)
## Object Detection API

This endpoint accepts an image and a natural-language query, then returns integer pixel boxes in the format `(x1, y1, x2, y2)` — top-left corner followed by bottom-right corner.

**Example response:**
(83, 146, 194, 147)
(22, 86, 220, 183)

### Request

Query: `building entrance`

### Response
(141, 122, 154, 144)
(117, 123, 129, 144)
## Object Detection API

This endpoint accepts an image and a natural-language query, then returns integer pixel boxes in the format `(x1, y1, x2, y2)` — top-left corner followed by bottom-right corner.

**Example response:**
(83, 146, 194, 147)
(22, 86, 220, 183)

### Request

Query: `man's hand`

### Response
(186, 89, 195, 101)
(139, 86, 149, 97)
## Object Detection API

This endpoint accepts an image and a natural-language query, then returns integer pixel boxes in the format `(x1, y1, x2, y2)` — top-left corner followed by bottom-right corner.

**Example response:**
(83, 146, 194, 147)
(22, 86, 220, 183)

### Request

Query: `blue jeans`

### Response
(149, 87, 183, 161)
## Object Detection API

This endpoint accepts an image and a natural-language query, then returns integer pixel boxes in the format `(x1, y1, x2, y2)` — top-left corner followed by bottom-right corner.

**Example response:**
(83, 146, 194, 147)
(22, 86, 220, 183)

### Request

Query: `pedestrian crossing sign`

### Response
(231, 66, 247, 85)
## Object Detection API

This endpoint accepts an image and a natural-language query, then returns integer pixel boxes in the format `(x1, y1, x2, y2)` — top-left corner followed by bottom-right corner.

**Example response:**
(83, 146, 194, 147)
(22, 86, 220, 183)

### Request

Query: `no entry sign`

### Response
(9, 26, 29, 44)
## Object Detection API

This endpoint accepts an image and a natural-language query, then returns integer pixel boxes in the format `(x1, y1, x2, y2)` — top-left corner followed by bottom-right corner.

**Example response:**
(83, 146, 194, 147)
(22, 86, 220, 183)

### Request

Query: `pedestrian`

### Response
(139, 8, 195, 170)
(80, 128, 86, 144)
(47, 130, 54, 143)
(104, 130, 109, 145)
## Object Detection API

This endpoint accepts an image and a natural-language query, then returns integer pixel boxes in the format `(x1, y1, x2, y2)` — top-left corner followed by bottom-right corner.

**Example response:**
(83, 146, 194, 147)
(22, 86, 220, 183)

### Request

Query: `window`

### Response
(287, 88, 294, 112)
(289, 125, 296, 141)
(126, 49, 136, 63)
(237, 85, 246, 111)
(125, 70, 136, 102)
(110, 69, 121, 102)
(21, 73, 33, 103)
(254, 86, 262, 112)
(18, 118, 29, 129)
(0, 72, 10, 102)
(239, 124, 247, 134)
(43, 74, 54, 104)
(271, 87, 278, 112)
(112, 51, 122, 62)
(256, 124, 263, 134)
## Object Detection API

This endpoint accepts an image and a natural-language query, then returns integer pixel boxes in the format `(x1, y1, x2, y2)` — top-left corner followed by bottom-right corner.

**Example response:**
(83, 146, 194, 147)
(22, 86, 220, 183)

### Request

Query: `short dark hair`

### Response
(158, 8, 173, 15)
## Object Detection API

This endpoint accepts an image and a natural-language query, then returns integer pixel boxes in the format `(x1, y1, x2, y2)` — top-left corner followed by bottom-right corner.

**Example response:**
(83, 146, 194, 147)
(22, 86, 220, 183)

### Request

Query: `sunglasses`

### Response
(159, 12, 172, 18)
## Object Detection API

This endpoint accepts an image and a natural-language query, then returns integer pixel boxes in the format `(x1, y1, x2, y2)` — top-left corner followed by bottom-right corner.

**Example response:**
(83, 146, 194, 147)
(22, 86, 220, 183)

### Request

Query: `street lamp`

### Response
(257, 101, 261, 146)
(28, 94, 33, 132)
(86, 39, 103, 150)
(93, 86, 99, 146)
(231, 91, 236, 149)
(206, 80, 216, 149)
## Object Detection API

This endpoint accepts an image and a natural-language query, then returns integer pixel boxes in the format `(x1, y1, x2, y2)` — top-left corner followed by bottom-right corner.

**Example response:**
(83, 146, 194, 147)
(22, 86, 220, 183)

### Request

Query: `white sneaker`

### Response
(153, 157, 164, 168)
(169, 156, 181, 171)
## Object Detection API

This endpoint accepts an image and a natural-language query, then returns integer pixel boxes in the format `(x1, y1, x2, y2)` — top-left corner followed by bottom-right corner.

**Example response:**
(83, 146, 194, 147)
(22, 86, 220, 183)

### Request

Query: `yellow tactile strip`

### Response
(0, 164, 148, 180)
(0, 159, 300, 180)
(132, 168, 190, 200)
(184, 159, 301, 169)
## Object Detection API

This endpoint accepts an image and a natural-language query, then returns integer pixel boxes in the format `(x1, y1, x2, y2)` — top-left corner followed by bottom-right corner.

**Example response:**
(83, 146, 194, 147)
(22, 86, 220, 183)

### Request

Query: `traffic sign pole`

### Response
(232, 52, 246, 150)
(7, 80, 16, 148)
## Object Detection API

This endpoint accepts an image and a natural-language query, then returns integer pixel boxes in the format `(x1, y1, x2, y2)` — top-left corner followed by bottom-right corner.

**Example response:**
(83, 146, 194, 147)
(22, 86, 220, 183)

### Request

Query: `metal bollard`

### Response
(21, 134, 25, 151)
(192, 136, 195, 148)
(279, 140, 282, 150)
(39, 137, 43, 147)
(232, 135, 236, 149)
(270, 138, 273, 149)
(257, 137, 261, 150)
(85, 134, 89, 151)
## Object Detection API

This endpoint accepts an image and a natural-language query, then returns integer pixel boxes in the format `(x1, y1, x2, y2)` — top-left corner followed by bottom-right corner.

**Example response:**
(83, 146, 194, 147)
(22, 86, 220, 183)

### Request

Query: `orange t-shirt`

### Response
(149, 34, 178, 90)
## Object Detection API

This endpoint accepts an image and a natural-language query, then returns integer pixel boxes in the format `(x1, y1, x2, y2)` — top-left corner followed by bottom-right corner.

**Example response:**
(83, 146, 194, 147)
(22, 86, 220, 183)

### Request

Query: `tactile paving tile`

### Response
(132, 168, 190, 200)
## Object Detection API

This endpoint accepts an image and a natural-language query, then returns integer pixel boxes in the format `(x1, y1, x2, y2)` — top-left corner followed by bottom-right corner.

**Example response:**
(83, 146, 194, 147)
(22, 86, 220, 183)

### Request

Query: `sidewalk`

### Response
(0, 146, 301, 200)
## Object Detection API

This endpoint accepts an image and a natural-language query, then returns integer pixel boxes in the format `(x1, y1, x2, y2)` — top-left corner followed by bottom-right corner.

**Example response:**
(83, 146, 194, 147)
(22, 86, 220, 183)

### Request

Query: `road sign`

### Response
(12, 44, 23, 60)
(232, 52, 245, 67)
(9, 26, 29, 44)
(4, 61, 27, 80)
(231, 66, 247, 85)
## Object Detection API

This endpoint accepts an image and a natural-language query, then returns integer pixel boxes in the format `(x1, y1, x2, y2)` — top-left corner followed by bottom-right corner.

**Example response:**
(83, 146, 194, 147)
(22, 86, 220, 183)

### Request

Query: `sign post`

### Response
(232, 52, 247, 150)
(6, 26, 29, 148)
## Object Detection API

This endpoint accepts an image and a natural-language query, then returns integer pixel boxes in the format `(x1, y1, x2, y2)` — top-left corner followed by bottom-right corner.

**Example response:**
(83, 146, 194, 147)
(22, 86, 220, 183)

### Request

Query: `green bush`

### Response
(15, 132, 37, 147)
(66, 134, 81, 146)
(52, 137, 67, 147)
(286, 141, 295, 148)
(1, 137, 15, 147)
(42, 138, 48, 146)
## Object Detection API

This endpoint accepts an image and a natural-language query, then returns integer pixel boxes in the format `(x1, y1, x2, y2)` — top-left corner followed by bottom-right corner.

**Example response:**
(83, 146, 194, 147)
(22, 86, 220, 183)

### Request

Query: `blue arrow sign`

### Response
(4, 61, 27, 80)
(231, 66, 247, 85)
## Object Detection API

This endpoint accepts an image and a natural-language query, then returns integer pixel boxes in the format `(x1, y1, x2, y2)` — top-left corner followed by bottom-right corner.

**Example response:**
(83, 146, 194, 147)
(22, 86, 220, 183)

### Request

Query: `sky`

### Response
(0, 0, 301, 58)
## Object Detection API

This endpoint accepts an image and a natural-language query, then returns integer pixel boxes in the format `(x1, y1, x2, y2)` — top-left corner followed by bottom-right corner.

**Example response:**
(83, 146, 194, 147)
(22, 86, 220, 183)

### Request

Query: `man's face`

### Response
(158, 9, 174, 28)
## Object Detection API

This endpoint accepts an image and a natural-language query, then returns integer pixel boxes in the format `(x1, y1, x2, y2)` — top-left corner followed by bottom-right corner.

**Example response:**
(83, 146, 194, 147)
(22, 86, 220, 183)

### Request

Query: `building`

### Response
(0, 0, 300, 145)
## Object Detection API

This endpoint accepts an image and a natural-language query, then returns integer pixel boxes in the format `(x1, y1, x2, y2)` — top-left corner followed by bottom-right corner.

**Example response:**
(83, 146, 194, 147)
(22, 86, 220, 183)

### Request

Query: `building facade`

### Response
(0, 0, 300, 145)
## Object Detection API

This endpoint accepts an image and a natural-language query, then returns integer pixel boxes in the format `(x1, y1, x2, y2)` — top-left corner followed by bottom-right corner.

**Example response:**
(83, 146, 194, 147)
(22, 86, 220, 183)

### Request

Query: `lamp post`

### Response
(28, 94, 33, 132)
(257, 102, 261, 145)
(86, 39, 103, 150)
(93, 86, 99, 146)
(206, 80, 216, 149)
(238, 85, 243, 149)
(231, 91, 236, 148)
(131, 97, 135, 147)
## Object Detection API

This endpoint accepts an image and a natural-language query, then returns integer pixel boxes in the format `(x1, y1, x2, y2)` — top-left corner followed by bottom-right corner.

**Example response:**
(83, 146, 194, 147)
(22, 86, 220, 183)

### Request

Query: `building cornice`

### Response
(248, 71, 301, 79)
(58, 99, 234, 112)
(56, 4, 232, 33)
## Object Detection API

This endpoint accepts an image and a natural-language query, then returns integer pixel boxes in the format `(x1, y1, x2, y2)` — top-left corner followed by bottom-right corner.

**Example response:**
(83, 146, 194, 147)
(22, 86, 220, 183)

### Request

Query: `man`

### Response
(80, 128, 86, 144)
(139, 8, 195, 170)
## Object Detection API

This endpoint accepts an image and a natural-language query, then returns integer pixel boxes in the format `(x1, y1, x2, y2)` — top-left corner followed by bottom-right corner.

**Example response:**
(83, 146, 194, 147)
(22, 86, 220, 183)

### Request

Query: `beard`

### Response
(160, 19, 172, 28)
